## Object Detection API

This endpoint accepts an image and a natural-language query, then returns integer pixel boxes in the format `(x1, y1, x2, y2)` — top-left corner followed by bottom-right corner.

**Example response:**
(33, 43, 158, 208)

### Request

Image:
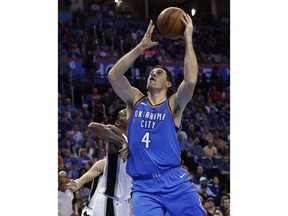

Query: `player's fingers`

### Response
(66, 179, 72, 185)
(181, 13, 188, 23)
(150, 24, 155, 34)
(151, 41, 159, 46)
(146, 20, 153, 33)
(185, 13, 192, 21)
(121, 149, 129, 159)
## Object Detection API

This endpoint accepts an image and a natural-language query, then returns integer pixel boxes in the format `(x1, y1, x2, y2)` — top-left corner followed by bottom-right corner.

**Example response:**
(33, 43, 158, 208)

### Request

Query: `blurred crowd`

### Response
(58, 0, 230, 67)
(58, 1, 230, 216)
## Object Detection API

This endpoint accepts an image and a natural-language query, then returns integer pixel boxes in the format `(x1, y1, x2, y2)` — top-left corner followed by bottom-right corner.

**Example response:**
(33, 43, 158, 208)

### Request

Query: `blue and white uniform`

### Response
(127, 97, 206, 216)
(82, 135, 132, 216)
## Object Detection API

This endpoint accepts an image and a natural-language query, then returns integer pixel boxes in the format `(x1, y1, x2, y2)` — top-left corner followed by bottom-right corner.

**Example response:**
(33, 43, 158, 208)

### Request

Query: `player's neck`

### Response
(122, 129, 128, 136)
(147, 92, 166, 105)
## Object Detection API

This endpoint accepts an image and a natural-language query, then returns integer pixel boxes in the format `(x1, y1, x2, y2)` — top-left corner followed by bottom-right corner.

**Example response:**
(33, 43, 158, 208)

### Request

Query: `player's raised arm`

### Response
(108, 20, 159, 107)
(66, 159, 105, 192)
(170, 14, 198, 113)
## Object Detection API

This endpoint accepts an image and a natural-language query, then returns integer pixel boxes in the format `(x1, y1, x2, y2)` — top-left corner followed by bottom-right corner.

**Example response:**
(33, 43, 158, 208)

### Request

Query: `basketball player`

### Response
(108, 15, 206, 216)
(67, 107, 132, 216)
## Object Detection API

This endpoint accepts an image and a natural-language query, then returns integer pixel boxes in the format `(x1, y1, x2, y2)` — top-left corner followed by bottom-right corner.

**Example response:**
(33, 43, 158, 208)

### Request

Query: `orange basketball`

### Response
(157, 7, 185, 40)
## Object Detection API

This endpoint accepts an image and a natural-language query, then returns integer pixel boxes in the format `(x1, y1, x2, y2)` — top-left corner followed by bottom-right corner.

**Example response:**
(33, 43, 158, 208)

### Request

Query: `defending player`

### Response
(67, 107, 132, 216)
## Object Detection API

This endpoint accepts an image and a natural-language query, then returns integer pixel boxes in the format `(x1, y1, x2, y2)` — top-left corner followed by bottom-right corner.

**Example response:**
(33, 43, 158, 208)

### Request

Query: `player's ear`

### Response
(166, 81, 172, 87)
(114, 120, 120, 127)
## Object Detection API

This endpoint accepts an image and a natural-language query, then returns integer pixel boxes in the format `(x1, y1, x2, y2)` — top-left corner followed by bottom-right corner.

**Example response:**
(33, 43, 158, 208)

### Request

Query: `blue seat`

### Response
(194, 155, 215, 169)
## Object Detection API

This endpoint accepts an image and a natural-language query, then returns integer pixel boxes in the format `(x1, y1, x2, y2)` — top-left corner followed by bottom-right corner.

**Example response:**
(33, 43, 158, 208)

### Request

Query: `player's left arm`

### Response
(170, 13, 198, 126)
(67, 159, 105, 192)
(88, 123, 129, 160)
(88, 123, 126, 147)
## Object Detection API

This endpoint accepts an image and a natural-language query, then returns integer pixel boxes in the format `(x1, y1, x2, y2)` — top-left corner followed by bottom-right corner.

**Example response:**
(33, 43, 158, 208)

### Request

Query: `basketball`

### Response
(157, 7, 185, 40)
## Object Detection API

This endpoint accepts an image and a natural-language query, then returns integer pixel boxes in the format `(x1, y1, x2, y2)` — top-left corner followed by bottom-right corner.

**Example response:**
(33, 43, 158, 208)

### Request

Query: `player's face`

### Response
(118, 109, 128, 127)
(147, 68, 169, 90)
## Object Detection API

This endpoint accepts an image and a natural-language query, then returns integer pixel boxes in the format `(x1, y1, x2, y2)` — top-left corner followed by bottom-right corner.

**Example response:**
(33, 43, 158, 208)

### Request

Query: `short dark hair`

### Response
(153, 65, 173, 95)
(110, 106, 126, 125)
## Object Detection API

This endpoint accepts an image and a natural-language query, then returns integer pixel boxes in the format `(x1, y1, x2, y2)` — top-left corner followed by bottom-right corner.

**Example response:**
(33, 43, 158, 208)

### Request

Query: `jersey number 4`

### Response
(141, 132, 151, 148)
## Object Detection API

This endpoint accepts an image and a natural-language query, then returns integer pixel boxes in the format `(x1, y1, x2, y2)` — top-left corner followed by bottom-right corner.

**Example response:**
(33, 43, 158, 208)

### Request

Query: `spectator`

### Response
(63, 149, 77, 171)
(178, 130, 188, 151)
(202, 199, 213, 216)
(63, 109, 74, 124)
(72, 190, 85, 215)
(59, 116, 73, 138)
(210, 66, 223, 85)
(206, 197, 216, 214)
(208, 108, 222, 129)
(218, 106, 229, 122)
(77, 147, 93, 168)
(201, 127, 214, 144)
(197, 116, 210, 134)
(209, 176, 221, 199)
(60, 131, 77, 148)
(61, 139, 78, 158)
(210, 86, 222, 103)
(90, 3, 100, 16)
(185, 122, 199, 139)
(96, 146, 106, 161)
(205, 97, 217, 114)
(81, 103, 92, 122)
(194, 89, 206, 108)
(198, 183, 213, 202)
(194, 176, 215, 196)
(108, 97, 122, 115)
(90, 87, 101, 104)
(203, 139, 218, 157)
(213, 130, 229, 156)
(81, 140, 94, 158)
(218, 155, 230, 186)
(213, 208, 224, 216)
(192, 165, 209, 184)
(71, 124, 83, 144)
(65, 97, 78, 114)
(80, 129, 94, 147)
(220, 197, 230, 216)
(73, 112, 86, 132)
(68, 161, 79, 179)
(191, 136, 204, 156)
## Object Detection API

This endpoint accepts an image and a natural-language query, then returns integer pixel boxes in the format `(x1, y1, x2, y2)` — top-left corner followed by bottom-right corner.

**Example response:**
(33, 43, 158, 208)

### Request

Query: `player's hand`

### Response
(181, 13, 193, 40)
(119, 141, 129, 162)
(139, 20, 159, 50)
(66, 179, 78, 192)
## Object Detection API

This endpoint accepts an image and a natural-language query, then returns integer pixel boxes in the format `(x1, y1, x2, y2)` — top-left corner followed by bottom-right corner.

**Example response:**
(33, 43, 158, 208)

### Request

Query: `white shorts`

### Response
(81, 193, 130, 216)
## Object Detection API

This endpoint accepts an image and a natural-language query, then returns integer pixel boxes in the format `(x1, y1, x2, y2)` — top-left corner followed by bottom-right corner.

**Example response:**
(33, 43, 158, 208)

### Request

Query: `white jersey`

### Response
(82, 134, 132, 216)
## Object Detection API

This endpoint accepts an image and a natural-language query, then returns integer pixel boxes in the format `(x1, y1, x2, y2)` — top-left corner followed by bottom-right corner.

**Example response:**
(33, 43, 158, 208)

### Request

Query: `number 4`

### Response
(141, 132, 151, 148)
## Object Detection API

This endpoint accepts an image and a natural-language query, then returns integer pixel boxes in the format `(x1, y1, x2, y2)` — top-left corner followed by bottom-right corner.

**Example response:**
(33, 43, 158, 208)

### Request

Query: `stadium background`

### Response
(58, 0, 230, 215)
